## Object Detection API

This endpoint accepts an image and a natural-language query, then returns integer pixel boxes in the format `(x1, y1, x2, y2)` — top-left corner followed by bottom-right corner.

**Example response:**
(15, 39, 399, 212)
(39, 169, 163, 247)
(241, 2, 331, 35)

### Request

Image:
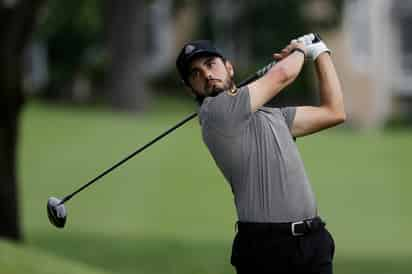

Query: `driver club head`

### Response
(47, 197, 67, 228)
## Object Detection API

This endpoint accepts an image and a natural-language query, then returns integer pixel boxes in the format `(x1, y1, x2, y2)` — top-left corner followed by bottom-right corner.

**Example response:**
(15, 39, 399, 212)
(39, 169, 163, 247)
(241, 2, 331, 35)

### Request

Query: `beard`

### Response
(205, 76, 235, 97)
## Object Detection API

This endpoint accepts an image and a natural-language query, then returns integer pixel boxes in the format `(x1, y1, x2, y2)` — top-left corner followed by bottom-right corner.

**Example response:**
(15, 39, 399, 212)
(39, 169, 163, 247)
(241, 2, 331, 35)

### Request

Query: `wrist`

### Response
(307, 41, 331, 61)
(313, 48, 331, 60)
(291, 48, 306, 58)
(314, 51, 331, 64)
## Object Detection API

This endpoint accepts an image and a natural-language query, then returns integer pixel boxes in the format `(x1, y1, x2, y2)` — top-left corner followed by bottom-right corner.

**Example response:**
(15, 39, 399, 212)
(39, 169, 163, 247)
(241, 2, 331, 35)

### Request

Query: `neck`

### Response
(195, 84, 237, 106)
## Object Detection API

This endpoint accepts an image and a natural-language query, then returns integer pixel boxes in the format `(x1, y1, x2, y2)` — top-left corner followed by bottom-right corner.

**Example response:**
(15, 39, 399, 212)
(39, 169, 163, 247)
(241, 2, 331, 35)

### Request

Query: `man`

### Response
(176, 34, 345, 274)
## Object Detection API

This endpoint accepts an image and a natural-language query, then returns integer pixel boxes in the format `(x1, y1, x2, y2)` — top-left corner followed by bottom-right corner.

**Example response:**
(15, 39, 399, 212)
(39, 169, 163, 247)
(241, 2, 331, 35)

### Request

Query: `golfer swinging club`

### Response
(176, 33, 345, 274)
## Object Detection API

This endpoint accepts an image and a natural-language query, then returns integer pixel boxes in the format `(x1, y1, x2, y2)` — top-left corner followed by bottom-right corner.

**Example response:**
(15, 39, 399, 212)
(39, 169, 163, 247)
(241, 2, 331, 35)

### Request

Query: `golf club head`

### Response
(47, 197, 67, 228)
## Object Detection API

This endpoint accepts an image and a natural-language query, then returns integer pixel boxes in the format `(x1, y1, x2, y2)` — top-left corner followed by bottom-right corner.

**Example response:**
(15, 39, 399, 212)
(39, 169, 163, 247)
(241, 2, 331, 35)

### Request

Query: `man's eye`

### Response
(206, 61, 215, 68)
(190, 70, 199, 79)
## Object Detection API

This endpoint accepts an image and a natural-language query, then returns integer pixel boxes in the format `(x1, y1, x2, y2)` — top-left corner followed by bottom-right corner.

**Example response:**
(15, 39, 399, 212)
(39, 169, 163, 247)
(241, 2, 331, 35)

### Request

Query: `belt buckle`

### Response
(291, 221, 305, 236)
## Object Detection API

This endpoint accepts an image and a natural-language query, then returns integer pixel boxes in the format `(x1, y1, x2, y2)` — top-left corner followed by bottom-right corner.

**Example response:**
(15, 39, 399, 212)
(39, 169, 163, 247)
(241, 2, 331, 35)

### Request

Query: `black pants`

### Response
(231, 223, 335, 274)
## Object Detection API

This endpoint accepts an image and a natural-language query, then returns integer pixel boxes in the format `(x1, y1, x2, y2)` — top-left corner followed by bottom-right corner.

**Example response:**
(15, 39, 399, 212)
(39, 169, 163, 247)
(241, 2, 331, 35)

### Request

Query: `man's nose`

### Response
(201, 69, 212, 80)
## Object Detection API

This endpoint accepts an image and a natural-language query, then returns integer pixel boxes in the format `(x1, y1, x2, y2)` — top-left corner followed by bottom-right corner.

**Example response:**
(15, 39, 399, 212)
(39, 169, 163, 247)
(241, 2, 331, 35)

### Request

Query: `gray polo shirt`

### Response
(199, 86, 317, 223)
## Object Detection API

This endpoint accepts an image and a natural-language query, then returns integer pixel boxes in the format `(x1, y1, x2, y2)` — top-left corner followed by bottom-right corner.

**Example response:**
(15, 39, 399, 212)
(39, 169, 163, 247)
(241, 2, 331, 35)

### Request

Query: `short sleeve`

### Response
(280, 107, 296, 130)
(199, 86, 251, 134)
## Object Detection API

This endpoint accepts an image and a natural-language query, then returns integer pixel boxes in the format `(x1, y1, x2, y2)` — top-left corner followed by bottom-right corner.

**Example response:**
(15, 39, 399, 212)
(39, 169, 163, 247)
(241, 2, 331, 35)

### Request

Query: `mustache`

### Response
(207, 78, 221, 83)
(205, 78, 222, 88)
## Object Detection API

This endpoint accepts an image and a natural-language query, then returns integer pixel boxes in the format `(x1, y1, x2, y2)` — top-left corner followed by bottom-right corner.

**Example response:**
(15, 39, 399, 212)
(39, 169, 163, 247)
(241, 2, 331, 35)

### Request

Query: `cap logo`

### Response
(185, 44, 196, 55)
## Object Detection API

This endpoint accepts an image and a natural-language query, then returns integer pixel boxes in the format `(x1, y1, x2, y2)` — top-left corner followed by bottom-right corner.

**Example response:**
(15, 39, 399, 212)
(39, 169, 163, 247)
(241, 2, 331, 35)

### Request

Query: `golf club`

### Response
(47, 60, 278, 229)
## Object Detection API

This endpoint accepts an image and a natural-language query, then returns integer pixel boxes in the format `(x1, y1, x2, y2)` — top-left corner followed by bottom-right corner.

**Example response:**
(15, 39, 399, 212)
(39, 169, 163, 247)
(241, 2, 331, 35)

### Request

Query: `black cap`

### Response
(176, 40, 224, 85)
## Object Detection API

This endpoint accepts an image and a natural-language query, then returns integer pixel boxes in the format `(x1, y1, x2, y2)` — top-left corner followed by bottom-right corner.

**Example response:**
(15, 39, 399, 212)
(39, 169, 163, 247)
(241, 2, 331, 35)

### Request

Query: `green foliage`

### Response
(35, 0, 105, 98)
(239, 1, 310, 63)
(240, 1, 315, 106)
(37, 0, 102, 40)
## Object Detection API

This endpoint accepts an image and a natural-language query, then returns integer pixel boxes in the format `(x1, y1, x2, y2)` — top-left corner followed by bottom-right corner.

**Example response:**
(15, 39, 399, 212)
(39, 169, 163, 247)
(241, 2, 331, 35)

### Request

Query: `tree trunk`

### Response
(104, 0, 149, 112)
(0, 0, 45, 241)
(0, 92, 22, 241)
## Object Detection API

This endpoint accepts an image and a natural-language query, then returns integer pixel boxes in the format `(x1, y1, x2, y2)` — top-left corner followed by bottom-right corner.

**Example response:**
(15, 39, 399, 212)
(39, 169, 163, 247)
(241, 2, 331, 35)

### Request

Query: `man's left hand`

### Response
(273, 39, 306, 61)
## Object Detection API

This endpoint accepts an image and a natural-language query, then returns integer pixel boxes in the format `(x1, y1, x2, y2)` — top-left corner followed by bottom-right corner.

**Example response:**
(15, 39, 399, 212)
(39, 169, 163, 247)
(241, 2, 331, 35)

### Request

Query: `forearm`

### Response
(290, 33, 346, 137)
(248, 50, 304, 111)
(315, 53, 345, 118)
(276, 50, 305, 86)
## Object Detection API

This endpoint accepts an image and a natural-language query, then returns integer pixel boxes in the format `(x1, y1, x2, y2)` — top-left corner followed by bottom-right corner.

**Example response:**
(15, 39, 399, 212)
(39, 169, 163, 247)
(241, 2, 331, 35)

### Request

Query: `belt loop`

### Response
(304, 219, 312, 230)
(234, 221, 239, 233)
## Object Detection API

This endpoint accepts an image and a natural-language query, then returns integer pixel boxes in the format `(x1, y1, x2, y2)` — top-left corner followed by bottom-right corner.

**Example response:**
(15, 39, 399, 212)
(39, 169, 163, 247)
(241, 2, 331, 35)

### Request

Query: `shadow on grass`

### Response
(30, 232, 233, 274)
(30, 232, 411, 274)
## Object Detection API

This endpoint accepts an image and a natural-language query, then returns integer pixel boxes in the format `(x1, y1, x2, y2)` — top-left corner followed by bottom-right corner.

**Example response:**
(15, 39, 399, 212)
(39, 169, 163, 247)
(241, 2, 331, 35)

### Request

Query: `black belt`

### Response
(237, 217, 325, 237)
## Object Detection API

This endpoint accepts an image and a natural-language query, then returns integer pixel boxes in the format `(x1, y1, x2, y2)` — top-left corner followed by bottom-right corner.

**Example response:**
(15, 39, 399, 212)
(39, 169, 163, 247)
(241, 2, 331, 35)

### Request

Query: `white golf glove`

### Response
(295, 33, 331, 61)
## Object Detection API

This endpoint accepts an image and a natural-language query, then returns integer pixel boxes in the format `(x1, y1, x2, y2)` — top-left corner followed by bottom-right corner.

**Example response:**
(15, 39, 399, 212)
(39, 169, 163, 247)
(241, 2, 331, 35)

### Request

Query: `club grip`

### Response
(256, 60, 277, 77)
(238, 60, 277, 87)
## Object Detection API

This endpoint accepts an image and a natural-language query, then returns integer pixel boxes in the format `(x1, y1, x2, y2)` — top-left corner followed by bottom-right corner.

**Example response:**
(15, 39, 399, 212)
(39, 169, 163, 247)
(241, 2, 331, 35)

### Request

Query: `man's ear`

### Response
(183, 84, 201, 99)
(225, 60, 234, 78)
(184, 86, 196, 98)
(180, 79, 195, 97)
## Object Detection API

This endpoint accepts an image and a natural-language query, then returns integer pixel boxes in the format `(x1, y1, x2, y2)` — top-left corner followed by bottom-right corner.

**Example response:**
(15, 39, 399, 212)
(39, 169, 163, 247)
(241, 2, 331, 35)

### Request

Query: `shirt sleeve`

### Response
(199, 86, 252, 134)
(280, 106, 296, 130)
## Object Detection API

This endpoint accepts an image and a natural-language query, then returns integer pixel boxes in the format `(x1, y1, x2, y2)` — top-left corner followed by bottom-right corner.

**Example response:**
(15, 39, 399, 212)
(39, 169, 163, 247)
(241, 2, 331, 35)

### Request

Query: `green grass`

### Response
(0, 239, 111, 274)
(14, 98, 412, 274)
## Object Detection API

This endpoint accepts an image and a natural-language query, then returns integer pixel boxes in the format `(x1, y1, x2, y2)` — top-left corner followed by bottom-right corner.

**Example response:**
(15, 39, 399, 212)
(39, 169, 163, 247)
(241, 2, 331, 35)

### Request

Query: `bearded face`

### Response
(187, 56, 235, 98)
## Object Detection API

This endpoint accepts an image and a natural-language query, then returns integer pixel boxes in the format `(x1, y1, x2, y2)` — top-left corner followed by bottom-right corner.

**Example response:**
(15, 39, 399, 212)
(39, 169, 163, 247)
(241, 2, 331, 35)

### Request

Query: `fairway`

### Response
(0, 240, 111, 274)
(18, 99, 412, 274)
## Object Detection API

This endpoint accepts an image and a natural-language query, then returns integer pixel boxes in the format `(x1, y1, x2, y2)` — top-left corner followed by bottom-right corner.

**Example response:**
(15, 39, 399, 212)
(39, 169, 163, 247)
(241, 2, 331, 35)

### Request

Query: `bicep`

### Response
(291, 106, 345, 137)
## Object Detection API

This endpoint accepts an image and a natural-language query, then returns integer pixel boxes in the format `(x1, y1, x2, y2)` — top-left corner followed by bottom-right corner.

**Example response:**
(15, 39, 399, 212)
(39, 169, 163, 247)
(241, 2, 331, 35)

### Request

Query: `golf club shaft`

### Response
(59, 60, 277, 205)
(59, 112, 198, 204)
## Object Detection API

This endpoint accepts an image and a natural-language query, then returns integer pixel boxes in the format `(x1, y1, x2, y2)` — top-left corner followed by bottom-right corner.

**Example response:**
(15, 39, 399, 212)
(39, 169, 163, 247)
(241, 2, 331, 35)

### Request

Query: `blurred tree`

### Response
(36, 0, 150, 111)
(104, 0, 149, 112)
(0, 0, 45, 241)
(36, 0, 106, 103)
